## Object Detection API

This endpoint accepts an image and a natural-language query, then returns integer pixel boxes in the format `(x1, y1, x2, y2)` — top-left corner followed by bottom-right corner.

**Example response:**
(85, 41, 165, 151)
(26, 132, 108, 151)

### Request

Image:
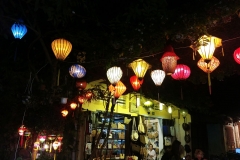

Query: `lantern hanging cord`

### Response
(14, 107, 27, 160)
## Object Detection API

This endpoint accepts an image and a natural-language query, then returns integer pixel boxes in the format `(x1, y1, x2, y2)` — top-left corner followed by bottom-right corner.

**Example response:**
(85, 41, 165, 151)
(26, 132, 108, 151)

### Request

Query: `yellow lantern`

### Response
(61, 109, 68, 117)
(197, 56, 220, 94)
(196, 35, 224, 61)
(128, 59, 151, 79)
(51, 38, 72, 61)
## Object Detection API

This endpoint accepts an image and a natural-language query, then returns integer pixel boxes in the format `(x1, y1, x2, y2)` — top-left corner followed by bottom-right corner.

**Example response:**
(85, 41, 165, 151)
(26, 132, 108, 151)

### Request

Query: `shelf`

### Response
(96, 148, 125, 150)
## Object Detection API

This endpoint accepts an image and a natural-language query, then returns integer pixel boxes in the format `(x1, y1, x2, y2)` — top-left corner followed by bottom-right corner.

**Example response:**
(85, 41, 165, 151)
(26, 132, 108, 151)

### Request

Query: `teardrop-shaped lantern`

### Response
(197, 35, 217, 60)
(51, 38, 72, 61)
(69, 64, 86, 78)
(171, 64, 191, 80)
(151, 70, 166, 86)
(11, 22, 27, 39)
(128, 59, 151, 79)
(233, 47, 240, 64)
(160, 46, 179, 75)
(197, 56, 220, 95)
(106, 66, 123, 85)
(130, 75, 143, 91)
(109, 81, 126, 98)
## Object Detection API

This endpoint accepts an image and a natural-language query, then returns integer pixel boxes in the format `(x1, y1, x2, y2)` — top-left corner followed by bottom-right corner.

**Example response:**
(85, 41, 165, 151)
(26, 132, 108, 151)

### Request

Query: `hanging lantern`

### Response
(18, 125, 26, 147)
(53, 141, 60, 150)
(75, 79, 87, 90)
(11, 22, 27, 39)
(160, 46, 179, 75)
(61, 109, 68, 117)
(70, 102, 77, 110)
(85, 91, 93, 99)
(78, 96, 85, 104)
(197, 35, 217, 60)
(151, 69, 166, 86)
(130, 75, 143, 91)
(233, 47, 240, 64)
(106, 66, 123, 86)
(171, 64, 191, 100)
(197, 56, 220, 94)
(39, 135, 46, 143)
(51, 38, 72, 61)
(69, 64, 86, 78)
(109, 81, 126, 98)
(128, 59, 151, 79)
(171, 64, 191, 80)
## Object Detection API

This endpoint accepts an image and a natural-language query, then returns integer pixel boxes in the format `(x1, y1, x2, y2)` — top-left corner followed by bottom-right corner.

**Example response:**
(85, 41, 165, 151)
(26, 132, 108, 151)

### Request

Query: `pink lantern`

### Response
(171, 64, 191, 99)
(233, 47, 240, 64)
(171, 64, 191, 80)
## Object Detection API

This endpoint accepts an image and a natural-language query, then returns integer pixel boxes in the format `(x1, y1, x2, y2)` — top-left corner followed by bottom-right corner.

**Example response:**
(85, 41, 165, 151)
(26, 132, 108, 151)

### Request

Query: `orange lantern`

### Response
(51, 38, 72, 61)
(130, 75, 143, 91)
(61, 109, 68, 117)
(85, 91, 93, 99)
(70, 102, 77, 110)
(78, 96, 85, 104)
(197, 56, 220, 94)
(160, 46, 179, 75)
(109, 81, 126, 98)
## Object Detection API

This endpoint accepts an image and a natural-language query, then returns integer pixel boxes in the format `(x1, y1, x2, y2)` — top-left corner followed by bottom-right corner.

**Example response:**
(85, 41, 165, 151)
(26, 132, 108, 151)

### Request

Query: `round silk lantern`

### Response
(106, 66, 123, 86)
(69, 64, 86, 78)
(171, 64, 191, 80)
(130, 75, 143, 91)
(233, 47, 240, 64)
(75, 79, 87, 90)
(160, 46, 179, 75)
(51, 38, 72, 61)
(11, 22, 27, 39)
(109, 81, 126, 98)
(171, 64, 191, 99)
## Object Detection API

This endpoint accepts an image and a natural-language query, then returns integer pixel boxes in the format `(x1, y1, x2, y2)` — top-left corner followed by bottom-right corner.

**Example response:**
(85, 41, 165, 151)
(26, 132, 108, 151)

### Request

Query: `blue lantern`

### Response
(69, 64, 86, 78)
(11, 22, 27, 39)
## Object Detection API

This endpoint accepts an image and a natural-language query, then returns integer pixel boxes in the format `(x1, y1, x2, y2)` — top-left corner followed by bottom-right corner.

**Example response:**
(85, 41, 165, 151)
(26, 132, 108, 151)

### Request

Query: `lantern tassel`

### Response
(208, 72, 212, 95)
(181, 85, 183, 100)
(20, 135, 23, 147)
(222, 46, 224, 56)
(193, 51, 195, 60)
(57, 68, 60, 86)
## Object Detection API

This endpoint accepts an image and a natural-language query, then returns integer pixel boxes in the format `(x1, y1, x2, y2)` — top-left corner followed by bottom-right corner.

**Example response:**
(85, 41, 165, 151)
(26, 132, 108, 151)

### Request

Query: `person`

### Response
(147, 144, 156, 160)
(170, 140, 184, 160)
(194, 149, 207, 160)
(161, 146, 172, 160)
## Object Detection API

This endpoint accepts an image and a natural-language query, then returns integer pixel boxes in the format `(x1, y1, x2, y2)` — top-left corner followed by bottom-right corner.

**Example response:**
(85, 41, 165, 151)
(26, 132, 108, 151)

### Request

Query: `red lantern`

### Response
(233, 47, 240, 64)
(130, 75, 143, 91)
(85, 91, 93, 99)
(109, 81, 126, 98)
(76, 79, 87, 90)
(78, 96, 85, 104)
(160, 46, 179, 75)
(18, 125, 26, 147)
(171, 64, 191, 80)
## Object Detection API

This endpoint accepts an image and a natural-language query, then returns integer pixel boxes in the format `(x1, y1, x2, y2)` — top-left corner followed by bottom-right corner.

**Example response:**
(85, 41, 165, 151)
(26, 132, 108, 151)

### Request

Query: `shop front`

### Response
(80, 90, 192, 160)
